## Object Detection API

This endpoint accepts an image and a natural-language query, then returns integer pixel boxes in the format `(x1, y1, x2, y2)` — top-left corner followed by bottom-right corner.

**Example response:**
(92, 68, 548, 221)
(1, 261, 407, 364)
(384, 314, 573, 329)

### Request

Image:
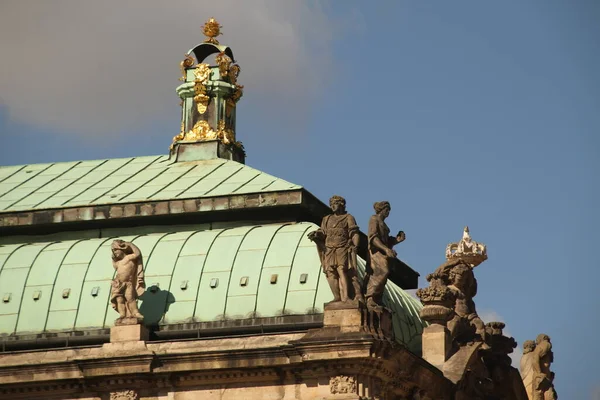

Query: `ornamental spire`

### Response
(170, 19, 245, 163)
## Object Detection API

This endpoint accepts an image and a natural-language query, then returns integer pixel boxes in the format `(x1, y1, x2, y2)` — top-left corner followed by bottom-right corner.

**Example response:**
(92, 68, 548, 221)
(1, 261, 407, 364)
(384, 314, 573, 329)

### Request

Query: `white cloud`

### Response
(0, 1, 348, 137)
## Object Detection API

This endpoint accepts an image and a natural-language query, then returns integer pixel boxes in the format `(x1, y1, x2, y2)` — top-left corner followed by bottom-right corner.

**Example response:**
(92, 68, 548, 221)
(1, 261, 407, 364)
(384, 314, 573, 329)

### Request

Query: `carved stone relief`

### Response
(110, 390, 139, 400)
(329, 375, 357, 394)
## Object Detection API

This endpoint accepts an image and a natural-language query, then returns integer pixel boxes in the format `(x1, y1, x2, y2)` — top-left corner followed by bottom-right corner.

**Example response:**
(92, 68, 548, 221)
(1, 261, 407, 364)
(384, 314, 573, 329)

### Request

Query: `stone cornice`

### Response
(0, 333, 453, 399)
(0, 189, 320, 232)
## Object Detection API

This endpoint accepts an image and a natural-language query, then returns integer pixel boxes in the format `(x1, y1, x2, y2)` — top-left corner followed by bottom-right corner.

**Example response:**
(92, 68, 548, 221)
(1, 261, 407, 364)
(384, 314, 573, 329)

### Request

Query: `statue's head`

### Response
(449, 263, 472, 289)
(373, 201, 391, 218)
(329, 195, 346, 214)
(536, 333, 551, 345)
(523, 340, 536, 354)
(111, 240, 129, 260)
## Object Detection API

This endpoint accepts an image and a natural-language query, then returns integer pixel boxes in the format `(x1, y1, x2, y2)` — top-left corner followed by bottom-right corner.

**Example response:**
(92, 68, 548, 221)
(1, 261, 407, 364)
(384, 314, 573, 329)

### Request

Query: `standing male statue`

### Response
(364, 201, 405, 308)
(110, 239, 146, 324)
(308, 195, 363, 303)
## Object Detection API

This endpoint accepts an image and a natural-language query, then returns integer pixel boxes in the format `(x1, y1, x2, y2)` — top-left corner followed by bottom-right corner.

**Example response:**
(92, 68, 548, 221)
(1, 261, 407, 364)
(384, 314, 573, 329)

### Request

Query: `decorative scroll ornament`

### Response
(193, 63, 212, 114)
(179, 54, 195, 81)
(445, 226, 487, 267)
(110, 390, 138, 400)
(202, 17, 222, 45)
(330, 375, 357, 394)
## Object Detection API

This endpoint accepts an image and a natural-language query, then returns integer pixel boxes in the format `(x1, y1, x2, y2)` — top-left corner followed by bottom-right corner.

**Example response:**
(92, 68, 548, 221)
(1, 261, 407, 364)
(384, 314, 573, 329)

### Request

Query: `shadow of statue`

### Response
(138, 285, 176, 327)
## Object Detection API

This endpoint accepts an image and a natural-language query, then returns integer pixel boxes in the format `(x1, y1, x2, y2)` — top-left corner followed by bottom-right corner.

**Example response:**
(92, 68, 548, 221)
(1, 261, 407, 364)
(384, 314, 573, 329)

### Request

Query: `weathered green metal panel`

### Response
(283, 225, 321, 315)
(224, 225, 283, 318)
(45, 263, 87, 331)
(0, 222, 425, 351)
(0, 156, 301, 213)
(0, 268, 29, 335)
(164, 230, 221, 324)
(16, 242, 77, 334)
(194, 226, 253, 321)
(179, 162, 244, 197)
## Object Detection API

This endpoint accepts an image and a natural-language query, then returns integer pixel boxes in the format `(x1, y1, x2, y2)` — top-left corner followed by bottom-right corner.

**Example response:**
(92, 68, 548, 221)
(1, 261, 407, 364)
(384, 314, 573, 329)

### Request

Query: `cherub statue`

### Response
(308, 195, 362, 303)
(110, 240, 145, 325)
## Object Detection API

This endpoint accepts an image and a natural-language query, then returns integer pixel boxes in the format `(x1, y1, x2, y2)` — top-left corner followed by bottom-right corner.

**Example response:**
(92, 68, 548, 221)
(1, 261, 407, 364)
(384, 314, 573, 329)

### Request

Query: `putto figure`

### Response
(308, 195, 362, 303)
(364, 201, 405, 308)
(110, 240, 146, 325)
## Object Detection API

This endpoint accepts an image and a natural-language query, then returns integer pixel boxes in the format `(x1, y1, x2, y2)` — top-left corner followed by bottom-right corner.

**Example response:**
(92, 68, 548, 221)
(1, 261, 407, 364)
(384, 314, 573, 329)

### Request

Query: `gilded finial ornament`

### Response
(445, 226, 487, 267)
(179, 54, 195, 81)
(202, 18, 222, 45)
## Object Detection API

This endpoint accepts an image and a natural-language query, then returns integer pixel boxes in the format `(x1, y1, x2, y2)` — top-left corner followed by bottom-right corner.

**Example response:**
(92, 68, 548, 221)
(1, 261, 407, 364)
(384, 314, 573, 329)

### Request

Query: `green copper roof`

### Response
(0, 222, 424, 351)
(0, 156, 301, 213)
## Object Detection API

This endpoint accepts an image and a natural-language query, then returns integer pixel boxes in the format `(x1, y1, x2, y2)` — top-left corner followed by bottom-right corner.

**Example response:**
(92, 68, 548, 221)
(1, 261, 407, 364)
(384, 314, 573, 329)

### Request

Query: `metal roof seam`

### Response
(64, 158, 136, 205)
(161, 231, 202, 323)
(201, 165, 245, 197)
(146, 164, 198, 200)
(71, 237, 114, 331)
(281, 224, 314, 315)
(190, 228, 229, 320)
(174, 161, 227, 198)
(0, 165, 26, 185)
(90, 156, 163, 204)
(310, 251, 325, 313)
(259, 179, 277, 191)
(230, 172, 261, 194)
(251, 223, 291, 317)
(42, 240, 87, 332)
(11, 242, 57, 335)
(6, 161, 83, 211)
(0, 244, 28, 274)
(221, 225, 263, 320)
(41, 159, 111, 209)
(118, 160, 172, 202)
(0, 163, 54, 203)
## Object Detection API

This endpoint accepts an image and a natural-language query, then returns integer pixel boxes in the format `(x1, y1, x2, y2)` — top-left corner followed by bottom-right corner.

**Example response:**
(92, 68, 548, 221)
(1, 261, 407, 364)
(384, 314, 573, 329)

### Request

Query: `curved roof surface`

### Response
(0, 156, 300, 213)
(0, 222, 424, 351)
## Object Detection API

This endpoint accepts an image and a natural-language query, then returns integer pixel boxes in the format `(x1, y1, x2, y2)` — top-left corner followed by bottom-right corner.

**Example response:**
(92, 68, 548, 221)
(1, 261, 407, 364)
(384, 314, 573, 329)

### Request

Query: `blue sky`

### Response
(1, 1, 598, 398)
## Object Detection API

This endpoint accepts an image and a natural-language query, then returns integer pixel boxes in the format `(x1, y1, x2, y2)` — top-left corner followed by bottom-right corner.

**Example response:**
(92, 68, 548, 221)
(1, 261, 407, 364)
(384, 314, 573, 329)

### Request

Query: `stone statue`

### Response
(520, 340, 537, 395)
(443, 260, 486, 344)
(308, 195, 362, 303)
(417, 227, 487, 346)
(110, 240, 145, 325)
(521, 334, 558, 400)
(364, 201, 405, 308)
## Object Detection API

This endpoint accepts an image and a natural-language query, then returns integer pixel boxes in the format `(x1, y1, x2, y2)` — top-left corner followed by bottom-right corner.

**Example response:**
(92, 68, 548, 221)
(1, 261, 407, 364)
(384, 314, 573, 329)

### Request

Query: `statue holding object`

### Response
(364, 201, 405, 308)
(110, 240, 146, 325)
(308, 195, 363, 303)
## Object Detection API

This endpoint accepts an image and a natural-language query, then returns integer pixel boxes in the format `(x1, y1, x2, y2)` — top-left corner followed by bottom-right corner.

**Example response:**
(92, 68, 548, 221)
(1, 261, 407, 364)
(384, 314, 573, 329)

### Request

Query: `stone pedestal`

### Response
(110, 323, 149, 343)
(323, 301, 393, 340)
(323, 302, 364, 333)
(421, 324, 451, 369)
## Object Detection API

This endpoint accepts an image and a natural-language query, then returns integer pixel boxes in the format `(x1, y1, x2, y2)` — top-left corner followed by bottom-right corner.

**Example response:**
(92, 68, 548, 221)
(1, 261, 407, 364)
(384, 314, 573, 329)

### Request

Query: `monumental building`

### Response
(0, 19, 556, 400)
